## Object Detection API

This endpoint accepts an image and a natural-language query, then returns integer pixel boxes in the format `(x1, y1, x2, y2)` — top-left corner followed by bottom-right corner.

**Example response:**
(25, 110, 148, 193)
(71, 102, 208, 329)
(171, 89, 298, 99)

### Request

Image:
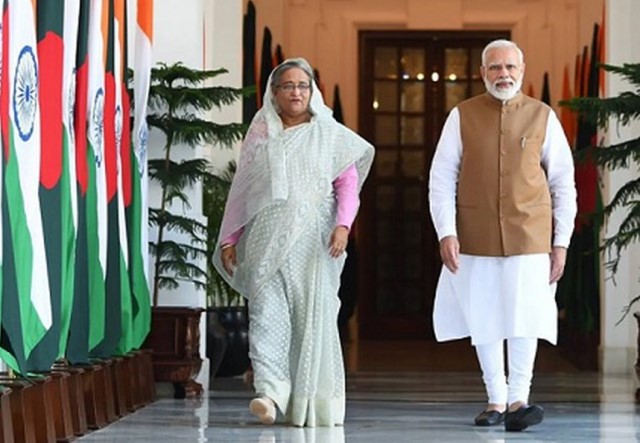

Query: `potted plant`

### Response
(562, 62, 640, 396)
(204, 162, 251, 378)
(141, 62, 249, 397)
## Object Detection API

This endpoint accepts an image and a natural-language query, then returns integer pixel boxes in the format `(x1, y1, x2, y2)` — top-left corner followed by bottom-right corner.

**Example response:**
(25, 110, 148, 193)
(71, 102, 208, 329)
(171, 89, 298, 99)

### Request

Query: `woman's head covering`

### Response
(258, 57, 334, 139)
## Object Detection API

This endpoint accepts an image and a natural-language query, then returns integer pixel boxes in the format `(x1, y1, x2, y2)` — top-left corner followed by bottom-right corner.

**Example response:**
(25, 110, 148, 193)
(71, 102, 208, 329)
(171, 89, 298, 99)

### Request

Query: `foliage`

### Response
(147, 62, 251, 305)
(203, 161, 244, 307)
(561, 63, 640, 321)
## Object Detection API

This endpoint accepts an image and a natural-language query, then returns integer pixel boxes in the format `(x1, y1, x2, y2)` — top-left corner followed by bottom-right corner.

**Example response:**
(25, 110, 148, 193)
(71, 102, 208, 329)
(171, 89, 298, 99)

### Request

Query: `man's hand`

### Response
(329, 226, 349, 258)
(549, 246, 567, 283)
(439, 235, 460, 274)
(221, 245, 238, 276)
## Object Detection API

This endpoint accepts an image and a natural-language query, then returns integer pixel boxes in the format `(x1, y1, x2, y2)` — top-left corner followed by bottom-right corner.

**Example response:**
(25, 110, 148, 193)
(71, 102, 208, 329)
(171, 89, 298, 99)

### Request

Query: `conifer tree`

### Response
(147, 62, 250, 305)
(562, 63, 640, 318)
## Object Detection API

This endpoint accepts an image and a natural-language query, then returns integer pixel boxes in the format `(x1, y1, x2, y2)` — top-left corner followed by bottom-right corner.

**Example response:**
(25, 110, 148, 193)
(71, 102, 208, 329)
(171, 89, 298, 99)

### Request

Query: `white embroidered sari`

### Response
(213, 59, 374, 426)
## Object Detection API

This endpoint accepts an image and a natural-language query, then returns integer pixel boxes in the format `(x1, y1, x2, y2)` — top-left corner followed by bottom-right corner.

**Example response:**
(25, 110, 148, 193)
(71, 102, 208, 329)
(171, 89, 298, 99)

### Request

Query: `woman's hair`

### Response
(270, 58, 315, 92)
(481, 39, 524, 66)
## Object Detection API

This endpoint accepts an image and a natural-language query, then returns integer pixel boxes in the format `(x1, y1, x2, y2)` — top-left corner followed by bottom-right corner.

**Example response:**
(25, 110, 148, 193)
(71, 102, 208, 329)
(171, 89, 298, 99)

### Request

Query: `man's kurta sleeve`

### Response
(541, 111, 578, 248)
(429, 108, 463, 241)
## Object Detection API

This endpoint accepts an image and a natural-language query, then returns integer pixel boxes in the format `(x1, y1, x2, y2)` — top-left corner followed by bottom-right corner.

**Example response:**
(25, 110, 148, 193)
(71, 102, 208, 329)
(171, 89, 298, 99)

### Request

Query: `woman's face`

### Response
(273, 67, 311, 120)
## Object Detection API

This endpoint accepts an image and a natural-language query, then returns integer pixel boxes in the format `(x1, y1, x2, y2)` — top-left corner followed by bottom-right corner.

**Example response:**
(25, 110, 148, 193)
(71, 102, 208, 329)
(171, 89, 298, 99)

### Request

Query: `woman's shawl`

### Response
(213, 58, 374, 297)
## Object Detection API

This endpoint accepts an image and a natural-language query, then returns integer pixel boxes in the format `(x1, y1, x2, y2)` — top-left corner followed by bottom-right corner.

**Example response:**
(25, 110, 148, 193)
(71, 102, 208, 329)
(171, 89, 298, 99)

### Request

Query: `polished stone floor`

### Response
(78, 339, 638, 441)
(77, 370, 640, 442)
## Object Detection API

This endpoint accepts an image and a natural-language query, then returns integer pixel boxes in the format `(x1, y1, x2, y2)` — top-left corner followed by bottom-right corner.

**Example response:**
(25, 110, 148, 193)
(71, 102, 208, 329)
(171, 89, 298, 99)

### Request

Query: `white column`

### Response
(150, 0, 207, 308)
(600, 0, 640, 375)
(151, 0, 210, 390)
(206, 0, 243, 170)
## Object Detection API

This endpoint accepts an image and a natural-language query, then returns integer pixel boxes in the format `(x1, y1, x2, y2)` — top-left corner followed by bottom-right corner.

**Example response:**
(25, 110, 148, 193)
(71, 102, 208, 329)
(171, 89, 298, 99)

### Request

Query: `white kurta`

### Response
(429, 106, 577, 346)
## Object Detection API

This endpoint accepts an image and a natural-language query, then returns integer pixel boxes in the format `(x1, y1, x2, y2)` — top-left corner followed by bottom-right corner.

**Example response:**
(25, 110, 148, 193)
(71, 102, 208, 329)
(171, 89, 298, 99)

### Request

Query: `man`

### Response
(428, 39, 577, 432)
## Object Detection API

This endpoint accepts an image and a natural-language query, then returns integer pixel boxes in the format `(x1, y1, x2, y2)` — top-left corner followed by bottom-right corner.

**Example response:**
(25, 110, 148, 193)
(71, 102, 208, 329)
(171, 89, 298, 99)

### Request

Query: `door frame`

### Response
(356, 30, 509, 340)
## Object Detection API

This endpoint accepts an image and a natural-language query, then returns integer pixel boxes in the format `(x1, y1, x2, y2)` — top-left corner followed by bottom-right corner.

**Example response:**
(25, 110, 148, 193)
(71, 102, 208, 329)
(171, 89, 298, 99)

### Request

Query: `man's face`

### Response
(481, 47, 525, 100)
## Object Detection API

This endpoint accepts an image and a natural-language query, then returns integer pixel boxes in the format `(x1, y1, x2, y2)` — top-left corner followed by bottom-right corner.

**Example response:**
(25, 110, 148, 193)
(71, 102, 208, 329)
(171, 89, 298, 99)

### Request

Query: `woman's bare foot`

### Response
(249, 396, 276, 425)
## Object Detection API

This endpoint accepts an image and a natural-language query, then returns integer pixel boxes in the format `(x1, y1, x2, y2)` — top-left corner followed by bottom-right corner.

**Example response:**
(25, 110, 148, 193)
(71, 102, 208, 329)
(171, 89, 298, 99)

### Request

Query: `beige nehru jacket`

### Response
(456, 93, 552, 256)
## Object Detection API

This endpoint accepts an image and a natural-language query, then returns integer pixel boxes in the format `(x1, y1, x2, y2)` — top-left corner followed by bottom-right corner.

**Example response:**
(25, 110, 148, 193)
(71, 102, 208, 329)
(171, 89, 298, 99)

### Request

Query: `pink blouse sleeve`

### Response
(221, 226, 244, 247)
(333, 164, 360, 230)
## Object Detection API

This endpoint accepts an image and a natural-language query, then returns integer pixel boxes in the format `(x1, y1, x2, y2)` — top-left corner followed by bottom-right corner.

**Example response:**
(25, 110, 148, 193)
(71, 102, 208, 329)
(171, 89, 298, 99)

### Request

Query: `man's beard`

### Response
(484, 76, 522, 101)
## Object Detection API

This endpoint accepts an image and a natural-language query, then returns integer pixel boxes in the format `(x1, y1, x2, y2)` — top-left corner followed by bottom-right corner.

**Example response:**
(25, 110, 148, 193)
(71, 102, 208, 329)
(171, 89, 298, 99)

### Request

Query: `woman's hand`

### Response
(329, 226, 349, 258)
(221, 245, 238, 276)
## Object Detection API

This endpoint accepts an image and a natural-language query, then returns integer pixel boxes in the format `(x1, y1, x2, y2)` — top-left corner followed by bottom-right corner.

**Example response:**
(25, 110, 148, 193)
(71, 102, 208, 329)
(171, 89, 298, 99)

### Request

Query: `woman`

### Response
(213, 58, 374, 427)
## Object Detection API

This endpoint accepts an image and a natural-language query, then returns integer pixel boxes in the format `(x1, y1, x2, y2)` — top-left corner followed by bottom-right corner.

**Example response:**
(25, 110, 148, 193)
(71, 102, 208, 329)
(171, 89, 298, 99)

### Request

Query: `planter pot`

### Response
(143, 307, 204, 398)
(206, 308, 228, 377)
(213, 306, 251, 377)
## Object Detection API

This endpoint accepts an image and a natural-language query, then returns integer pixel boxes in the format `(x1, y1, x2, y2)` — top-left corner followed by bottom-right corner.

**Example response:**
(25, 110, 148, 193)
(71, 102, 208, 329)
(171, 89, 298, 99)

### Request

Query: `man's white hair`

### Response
(481, 39, 524, 66)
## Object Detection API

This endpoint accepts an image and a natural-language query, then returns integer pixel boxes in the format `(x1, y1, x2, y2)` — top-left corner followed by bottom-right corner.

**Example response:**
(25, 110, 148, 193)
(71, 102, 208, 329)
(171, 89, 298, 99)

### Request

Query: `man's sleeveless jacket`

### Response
(456, 92, 552, 256)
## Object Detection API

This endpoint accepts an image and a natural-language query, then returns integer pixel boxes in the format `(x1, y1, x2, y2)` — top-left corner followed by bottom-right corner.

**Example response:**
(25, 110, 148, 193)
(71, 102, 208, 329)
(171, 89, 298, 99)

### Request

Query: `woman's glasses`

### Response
(277, 82, 311, 93)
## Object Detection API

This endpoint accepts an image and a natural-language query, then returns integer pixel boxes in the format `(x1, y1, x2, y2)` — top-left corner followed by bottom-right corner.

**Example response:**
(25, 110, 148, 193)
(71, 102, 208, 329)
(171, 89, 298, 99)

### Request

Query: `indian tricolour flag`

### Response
(1, 0, 52, 372)
(129, 0, 152, 348)
(114, 0, 133, 354)
(86, 0, 107, 353)
(27, 0, 66, 371)
(88, 0, 124, 358)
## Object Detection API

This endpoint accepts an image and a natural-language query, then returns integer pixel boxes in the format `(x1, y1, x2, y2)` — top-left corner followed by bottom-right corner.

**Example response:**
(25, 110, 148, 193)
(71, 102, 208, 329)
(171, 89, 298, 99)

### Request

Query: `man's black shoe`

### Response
(474, 409, 505, 426)
(504, 404, 544, 432)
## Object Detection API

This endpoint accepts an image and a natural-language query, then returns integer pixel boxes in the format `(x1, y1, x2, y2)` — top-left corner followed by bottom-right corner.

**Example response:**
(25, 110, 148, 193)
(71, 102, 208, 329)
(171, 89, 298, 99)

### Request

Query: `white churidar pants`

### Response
(475, 338, 538, 405)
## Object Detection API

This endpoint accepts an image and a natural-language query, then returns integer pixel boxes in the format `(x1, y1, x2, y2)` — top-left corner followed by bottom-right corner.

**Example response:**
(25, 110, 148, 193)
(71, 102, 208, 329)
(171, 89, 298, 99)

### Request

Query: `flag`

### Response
(274, 44, 284, 65)
(243, 1, 257, 116)
(113, 0, 134, 354)
(556, 23, 602, 339)
(92, 0, 122, 357)
(541, 72, 550, 106)
(598, 4, 606, 96)
(128, 0, 153, 348)
(573, 53, 581, 103)
(575, 25, 599, 219)
(560, 65, 576, 147)
(67, 0, 92, 364)
(1, 0, 52, 373)
(25, 0, 65, 371)
(314, 68, 325, 97)
(580, 46, 589, 98)
(85, 0, 108, 354)
(0, 2, 5, 345)
(526, 83, 535, 98)
(59, 0, 81, 359)
(332, 84, 344, 124)
(259, 26, 272, 105)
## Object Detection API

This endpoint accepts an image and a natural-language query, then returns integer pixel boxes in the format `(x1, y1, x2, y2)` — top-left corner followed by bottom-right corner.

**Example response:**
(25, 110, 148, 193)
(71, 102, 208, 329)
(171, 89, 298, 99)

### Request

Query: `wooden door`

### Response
(357, 31, 509, 339)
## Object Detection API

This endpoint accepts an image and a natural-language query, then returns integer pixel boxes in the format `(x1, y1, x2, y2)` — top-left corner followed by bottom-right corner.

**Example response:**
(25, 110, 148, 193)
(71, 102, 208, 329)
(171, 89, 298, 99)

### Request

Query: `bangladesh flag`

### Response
(1, 0, 52, 373)
(66, 0, 91, 364)
(58, 0, 81, 359)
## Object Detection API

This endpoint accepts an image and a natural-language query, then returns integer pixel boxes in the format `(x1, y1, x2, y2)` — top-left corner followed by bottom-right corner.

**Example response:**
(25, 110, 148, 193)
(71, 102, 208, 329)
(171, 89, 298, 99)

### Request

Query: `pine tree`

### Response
(147, 62, 250, 305)
(562, 63, 640, 319)
(203, 161, 241, 307)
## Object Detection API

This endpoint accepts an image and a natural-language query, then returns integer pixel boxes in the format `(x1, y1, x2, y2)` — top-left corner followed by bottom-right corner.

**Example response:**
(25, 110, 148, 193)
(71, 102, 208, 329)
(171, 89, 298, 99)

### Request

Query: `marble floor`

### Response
(75, 339, 635, 442)
(76, 370, 640, 442)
